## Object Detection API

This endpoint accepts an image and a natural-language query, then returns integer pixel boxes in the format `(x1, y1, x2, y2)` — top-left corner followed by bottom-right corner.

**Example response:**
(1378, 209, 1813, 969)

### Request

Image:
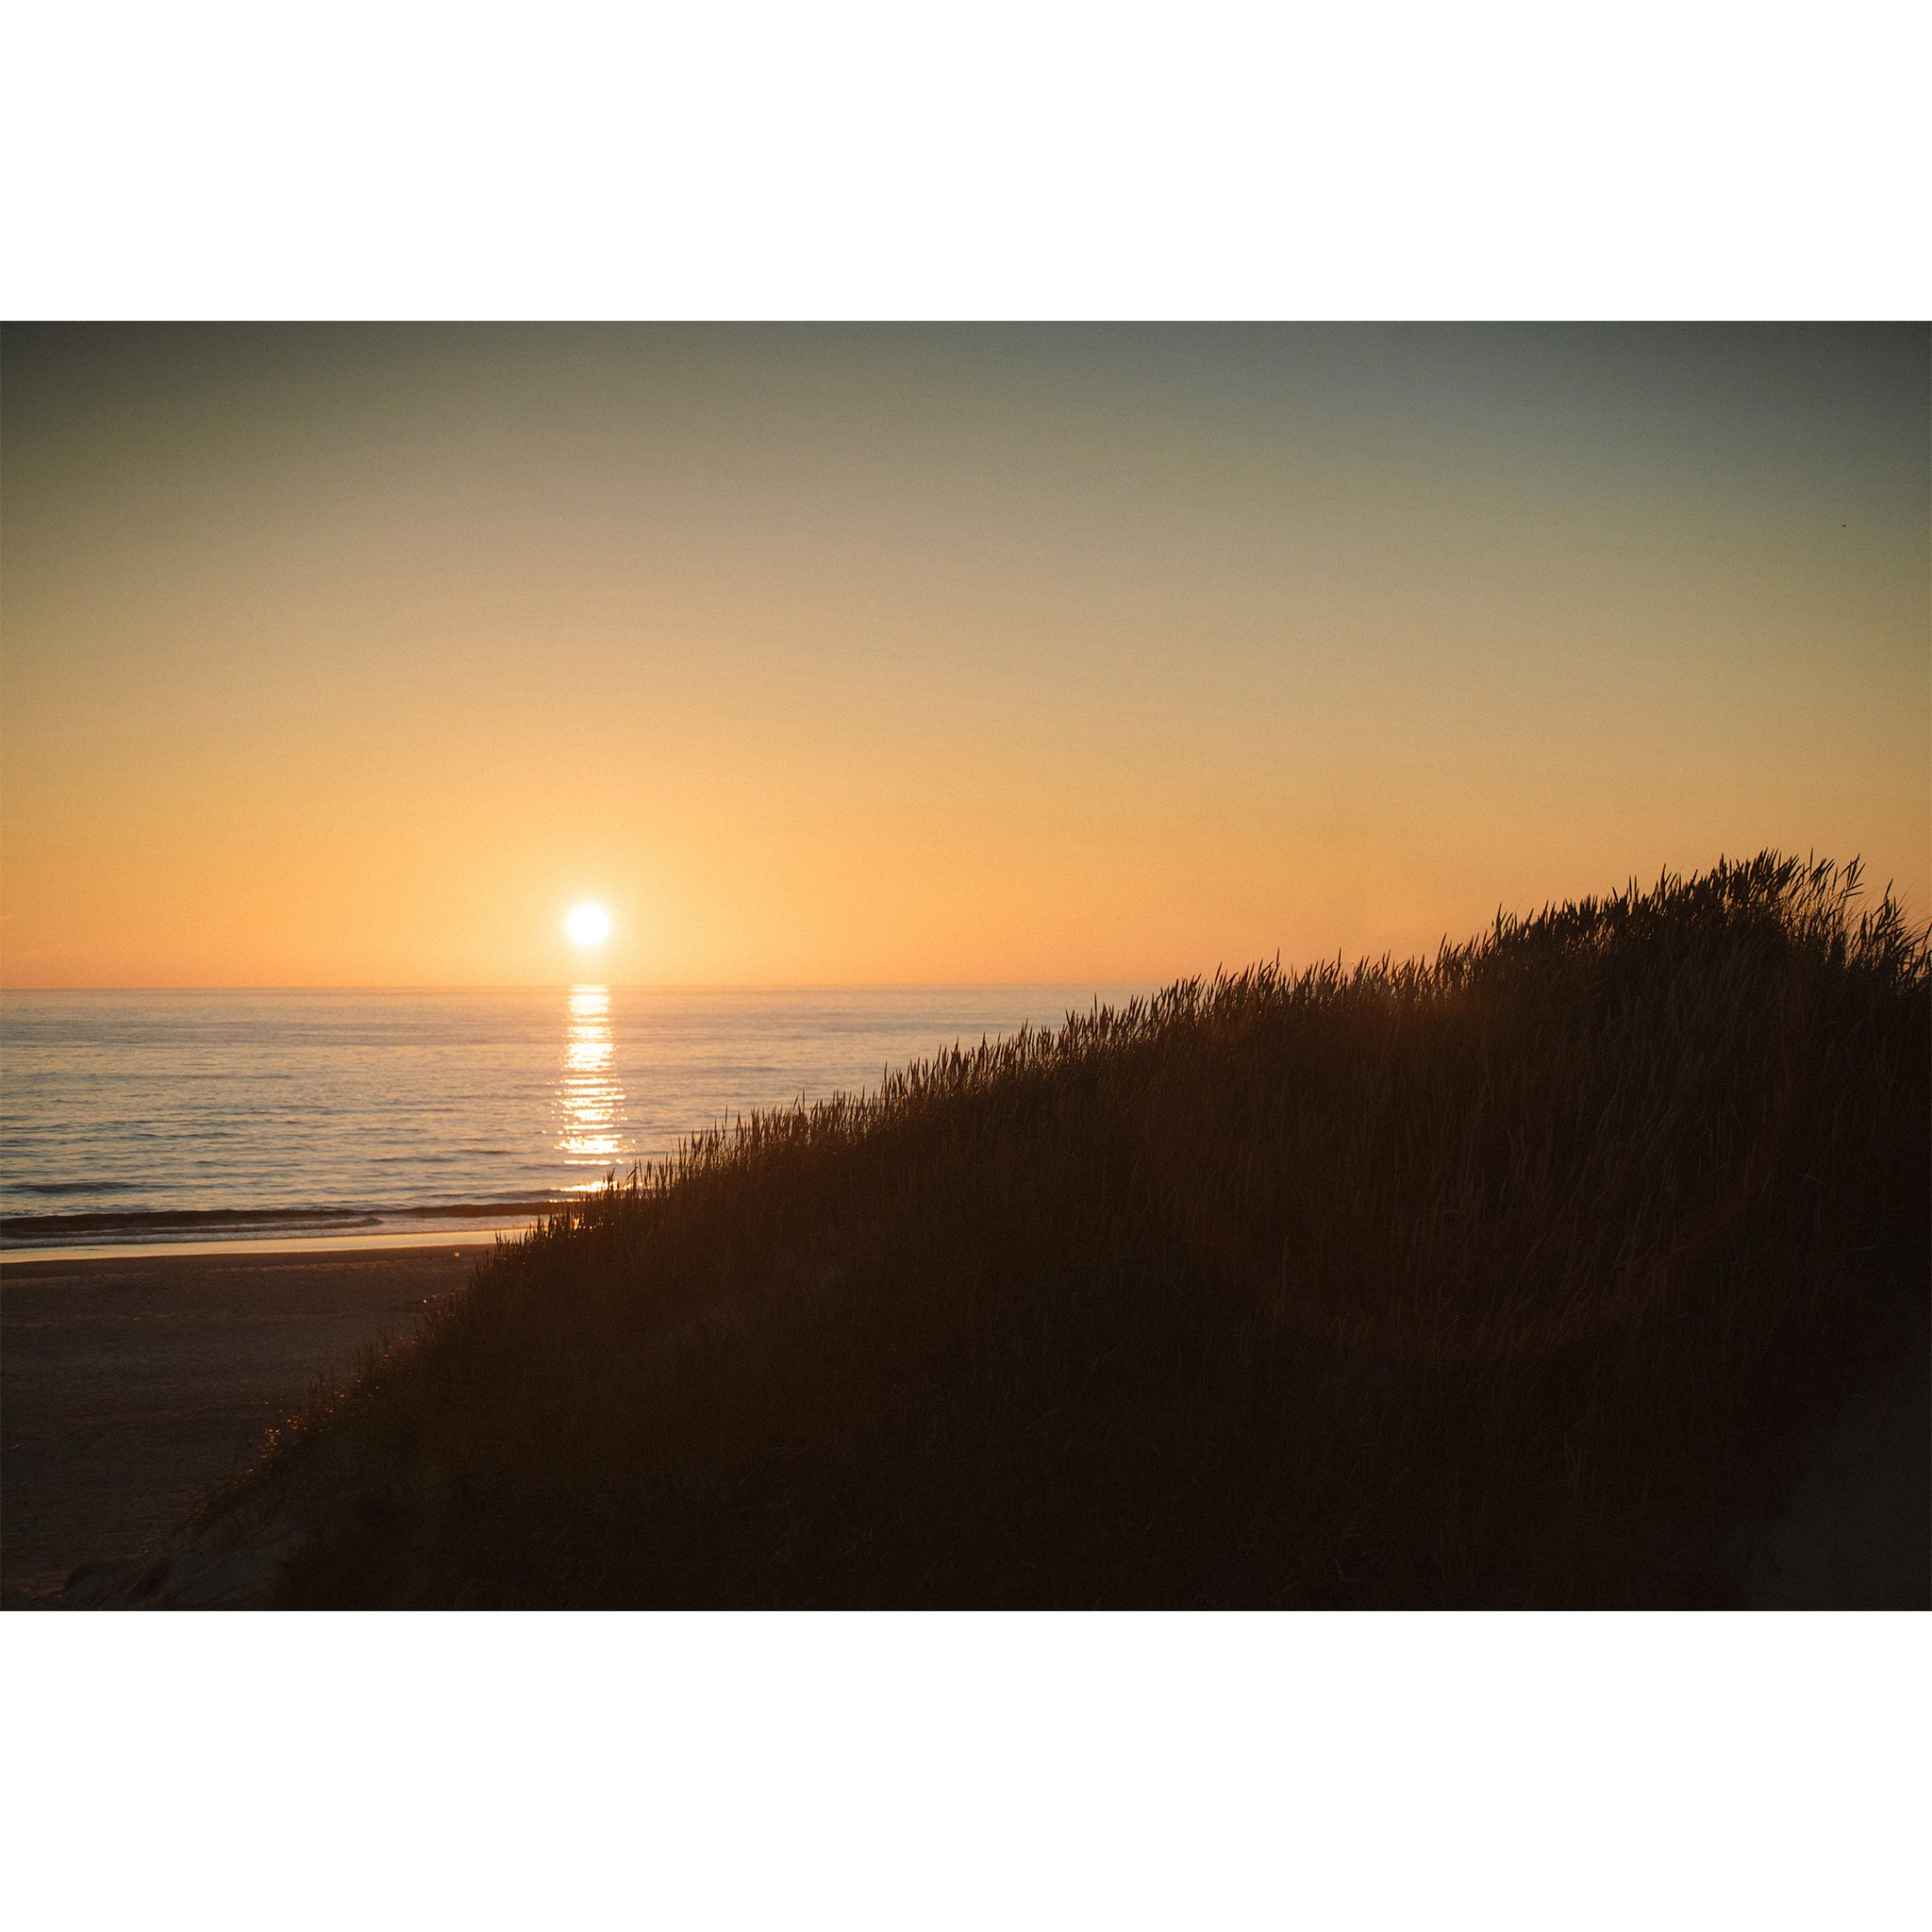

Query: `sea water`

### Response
(0, 986, 1141, 1254)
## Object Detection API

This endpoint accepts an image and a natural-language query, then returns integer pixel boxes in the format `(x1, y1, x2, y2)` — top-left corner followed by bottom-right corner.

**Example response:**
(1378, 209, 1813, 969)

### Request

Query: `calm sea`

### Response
(0, 986, 1141, 1255)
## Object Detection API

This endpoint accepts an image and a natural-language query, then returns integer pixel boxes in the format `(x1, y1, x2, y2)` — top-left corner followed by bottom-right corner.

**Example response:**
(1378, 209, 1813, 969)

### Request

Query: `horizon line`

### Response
(0, 977, 1168, 995)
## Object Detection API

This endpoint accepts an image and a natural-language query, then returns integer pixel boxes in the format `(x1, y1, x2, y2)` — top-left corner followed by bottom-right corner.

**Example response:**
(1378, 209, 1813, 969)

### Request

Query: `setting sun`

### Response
(565, 903, 612, 947)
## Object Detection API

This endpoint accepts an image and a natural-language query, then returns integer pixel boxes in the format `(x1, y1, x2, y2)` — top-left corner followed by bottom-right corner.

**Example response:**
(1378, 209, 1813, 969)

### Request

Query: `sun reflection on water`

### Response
(559, 985, 625, 1179)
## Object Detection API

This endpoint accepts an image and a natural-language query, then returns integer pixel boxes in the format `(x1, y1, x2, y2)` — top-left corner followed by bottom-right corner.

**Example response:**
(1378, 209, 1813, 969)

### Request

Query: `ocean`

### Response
(0, 986, 1141, 1256)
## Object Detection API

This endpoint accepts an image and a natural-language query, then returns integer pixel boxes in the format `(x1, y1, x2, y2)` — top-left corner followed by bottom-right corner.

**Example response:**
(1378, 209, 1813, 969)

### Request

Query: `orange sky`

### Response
(3, 324, 1925, 988)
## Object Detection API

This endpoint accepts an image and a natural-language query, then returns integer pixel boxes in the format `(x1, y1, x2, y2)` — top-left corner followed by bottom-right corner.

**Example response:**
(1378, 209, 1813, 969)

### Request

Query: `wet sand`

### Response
(1, 1244, 484, 1604)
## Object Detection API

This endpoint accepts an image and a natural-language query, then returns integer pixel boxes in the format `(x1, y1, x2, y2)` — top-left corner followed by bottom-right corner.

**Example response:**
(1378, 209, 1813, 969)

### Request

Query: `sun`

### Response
(565, 902, 612, 947)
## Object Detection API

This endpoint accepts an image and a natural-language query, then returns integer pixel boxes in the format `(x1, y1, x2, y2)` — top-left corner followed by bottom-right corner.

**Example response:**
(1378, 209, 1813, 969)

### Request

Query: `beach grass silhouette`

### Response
(168, 852, 1928, 1607)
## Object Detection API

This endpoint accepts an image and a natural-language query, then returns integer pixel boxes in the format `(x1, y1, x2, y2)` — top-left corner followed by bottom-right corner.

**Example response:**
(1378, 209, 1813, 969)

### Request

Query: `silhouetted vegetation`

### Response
(218, 854, 1929, 1606)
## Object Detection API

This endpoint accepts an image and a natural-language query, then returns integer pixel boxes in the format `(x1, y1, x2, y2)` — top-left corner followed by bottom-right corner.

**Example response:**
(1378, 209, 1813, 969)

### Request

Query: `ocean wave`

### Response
(11, 1179, 145, 1196)
(0, 1198, 568, 1243)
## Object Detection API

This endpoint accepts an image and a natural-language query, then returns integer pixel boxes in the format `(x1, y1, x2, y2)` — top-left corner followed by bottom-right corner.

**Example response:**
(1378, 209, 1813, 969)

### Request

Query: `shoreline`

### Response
(1, 1241, 488, 1603)
(0, 1220, 541, 1267)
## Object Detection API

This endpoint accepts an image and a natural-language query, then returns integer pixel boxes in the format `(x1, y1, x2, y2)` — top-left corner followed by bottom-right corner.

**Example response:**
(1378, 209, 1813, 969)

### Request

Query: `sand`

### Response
(0, 1243, 484, 1604)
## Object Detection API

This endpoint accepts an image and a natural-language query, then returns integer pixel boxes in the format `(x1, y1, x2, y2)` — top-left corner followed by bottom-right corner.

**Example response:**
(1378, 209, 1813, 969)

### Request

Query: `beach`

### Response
(0, 1242, 483, 1604)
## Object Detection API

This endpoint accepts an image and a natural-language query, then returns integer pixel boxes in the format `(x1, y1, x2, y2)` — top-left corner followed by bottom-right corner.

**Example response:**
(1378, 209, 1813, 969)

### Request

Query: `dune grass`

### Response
(221, 852, 1928, 1607)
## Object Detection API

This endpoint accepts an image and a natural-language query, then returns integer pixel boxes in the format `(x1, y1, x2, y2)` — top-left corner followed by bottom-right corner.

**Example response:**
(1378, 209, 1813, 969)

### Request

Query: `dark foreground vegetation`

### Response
(207, 854, 1928, 1607)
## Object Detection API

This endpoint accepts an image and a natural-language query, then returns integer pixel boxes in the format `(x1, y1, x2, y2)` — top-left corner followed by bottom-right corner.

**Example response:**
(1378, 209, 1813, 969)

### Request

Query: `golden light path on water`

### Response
(559, 984, 625, 1179)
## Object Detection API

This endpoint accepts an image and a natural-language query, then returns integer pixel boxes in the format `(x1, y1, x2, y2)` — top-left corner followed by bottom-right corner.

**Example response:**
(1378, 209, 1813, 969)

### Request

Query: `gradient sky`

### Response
(2, 323, 1925, 988)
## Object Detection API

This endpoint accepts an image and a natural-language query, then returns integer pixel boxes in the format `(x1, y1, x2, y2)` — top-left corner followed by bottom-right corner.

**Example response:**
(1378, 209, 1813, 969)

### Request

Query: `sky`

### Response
(2, 323, 1925, 989)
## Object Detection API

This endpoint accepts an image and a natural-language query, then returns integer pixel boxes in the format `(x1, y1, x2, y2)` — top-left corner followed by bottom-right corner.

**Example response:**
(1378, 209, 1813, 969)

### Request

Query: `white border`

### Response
(3, 1612, 1925, 1927)
(4, 3, 1928, 320)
